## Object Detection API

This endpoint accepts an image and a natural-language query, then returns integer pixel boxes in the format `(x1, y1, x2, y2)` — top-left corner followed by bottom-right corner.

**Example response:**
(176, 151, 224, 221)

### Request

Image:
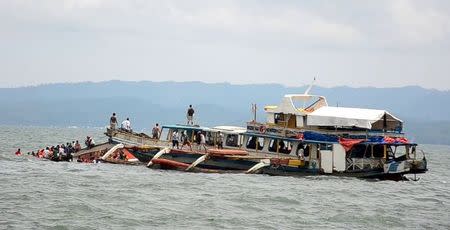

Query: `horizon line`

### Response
(0, 79, 448, 92)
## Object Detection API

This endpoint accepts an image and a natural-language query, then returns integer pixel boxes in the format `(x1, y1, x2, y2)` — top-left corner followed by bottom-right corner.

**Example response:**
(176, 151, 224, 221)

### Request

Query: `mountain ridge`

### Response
(1, 80, 449, 145)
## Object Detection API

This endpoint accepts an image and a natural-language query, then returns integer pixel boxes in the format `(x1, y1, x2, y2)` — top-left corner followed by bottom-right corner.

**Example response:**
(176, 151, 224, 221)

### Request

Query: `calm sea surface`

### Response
(1, 125, 449, 229)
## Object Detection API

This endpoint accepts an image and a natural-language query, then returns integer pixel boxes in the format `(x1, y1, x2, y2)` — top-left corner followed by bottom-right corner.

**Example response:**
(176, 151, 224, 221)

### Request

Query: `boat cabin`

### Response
(161, 124, 246, 148)
(264, 94, 403, 133)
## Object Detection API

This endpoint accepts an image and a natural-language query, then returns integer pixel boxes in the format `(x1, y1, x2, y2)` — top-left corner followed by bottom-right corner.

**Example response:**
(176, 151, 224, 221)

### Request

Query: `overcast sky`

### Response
(1, 0, 450, 90)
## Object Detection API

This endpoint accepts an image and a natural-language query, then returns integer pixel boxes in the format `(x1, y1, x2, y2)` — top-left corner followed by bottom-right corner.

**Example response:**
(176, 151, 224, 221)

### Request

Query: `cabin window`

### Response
(319, 143, 333, 151)
(161, 128, 170, 141)
(267, 139, 291, 154)
(206, 132, 214, 145)
(297, 143, 310, 157)
(226, 134, 239, 147)
(274, 113, 284, 124)
(268, 139, 278, 152)
(394, 146, 407, 159)
(246, 136, 258, 149)
(279, 140, 292, 154)
(257, 137, 264, 150)
(349, 144, 368, 158)
(372, 145, 384, 158)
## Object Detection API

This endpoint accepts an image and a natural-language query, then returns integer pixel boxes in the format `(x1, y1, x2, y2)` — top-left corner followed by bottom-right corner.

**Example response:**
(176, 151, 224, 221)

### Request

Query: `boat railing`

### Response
(346, 158, 383, 171)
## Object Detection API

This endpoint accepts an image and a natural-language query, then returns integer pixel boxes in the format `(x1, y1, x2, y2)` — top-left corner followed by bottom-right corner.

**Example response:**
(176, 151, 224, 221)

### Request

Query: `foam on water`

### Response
(1, 126, 450, 229)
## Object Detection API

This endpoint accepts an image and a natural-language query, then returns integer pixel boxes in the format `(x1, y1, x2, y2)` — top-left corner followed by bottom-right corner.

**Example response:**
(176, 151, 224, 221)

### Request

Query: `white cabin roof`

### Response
(265, 94, 328, 115)
(307, 106, 403, 129)
(211, 126, 247, 134)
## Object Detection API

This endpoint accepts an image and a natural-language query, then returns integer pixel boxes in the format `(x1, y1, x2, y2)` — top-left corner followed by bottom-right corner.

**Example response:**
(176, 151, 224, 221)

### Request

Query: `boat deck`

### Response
(73, 142, 115, 157)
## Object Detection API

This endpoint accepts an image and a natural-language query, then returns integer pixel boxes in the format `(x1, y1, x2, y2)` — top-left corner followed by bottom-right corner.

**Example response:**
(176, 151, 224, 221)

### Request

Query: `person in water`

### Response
(110, 113, 118, 130)
(15, 148, 21, 156)
(187, 105, 195, 125)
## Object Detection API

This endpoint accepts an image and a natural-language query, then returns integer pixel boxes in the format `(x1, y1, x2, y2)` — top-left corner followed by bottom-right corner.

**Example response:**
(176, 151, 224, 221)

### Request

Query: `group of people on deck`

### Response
(110, 113, 134, 133)
(108, 105, 196, 139)
(170, 130, 224, 152)
(107, 105, 228, 153)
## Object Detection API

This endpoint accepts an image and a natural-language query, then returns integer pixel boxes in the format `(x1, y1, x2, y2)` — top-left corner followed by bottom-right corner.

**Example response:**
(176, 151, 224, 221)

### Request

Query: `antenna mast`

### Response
(251, 103, 257, 122)
(304, 75, 317, 95)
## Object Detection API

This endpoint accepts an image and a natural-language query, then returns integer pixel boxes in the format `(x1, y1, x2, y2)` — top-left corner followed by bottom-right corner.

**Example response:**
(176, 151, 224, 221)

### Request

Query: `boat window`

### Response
(161, 128, 170, 141)
(372, 145, 384, 158)
(268, 139, 278, 152)
(246, 136, 258, 149)
(319, 143, 333, 151)
(226, 134, 239, 147)
(349, 144, 368, 158)
(387, 146, 395, 160)
(274, 113, 285, 125)
(279, 140, 292, 154)
(394, 146, 407, 159)
(297, 143, 309, 157)
(206, 132, 214, 145)
(408, 146, 415, 158)
(257, 137, 264, 150)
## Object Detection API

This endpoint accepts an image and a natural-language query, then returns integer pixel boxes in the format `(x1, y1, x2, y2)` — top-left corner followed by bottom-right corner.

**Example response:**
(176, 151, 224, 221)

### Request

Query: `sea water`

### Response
(1, 125, 449, 229)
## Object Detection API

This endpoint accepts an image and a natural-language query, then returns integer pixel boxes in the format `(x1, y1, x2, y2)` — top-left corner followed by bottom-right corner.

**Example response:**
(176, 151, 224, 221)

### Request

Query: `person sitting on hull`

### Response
(85, 136, 95, 149)
(121, 118, 132, 132)
(74, 140, 82, 152)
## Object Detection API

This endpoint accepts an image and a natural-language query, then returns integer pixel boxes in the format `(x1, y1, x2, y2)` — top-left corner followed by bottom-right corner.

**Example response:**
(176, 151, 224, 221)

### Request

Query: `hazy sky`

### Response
(1, 0, 450, 89)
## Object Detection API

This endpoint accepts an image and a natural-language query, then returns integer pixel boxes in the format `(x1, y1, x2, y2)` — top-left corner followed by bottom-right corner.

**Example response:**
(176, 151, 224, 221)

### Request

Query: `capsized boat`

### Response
(106, 89, 427, 180)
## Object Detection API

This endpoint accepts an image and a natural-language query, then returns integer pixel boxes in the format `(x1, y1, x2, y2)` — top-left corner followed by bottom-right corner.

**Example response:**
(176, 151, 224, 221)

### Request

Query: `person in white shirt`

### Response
(172, 131, 179, 149)
(217, 131, 224, 149)
(199, 132, 207, 152)
(121, 118, 132, 132)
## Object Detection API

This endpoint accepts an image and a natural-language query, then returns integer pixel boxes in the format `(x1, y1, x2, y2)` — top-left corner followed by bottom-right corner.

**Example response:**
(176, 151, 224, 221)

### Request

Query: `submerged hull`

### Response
(129, 147, 421, 180)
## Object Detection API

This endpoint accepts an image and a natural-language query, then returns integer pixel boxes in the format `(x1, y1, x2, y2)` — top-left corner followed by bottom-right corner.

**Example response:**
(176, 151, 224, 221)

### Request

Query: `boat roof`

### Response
(211, 126, 247, 134)
(264, 94, 328, 115)
(307, 106, 403, 129)
(162, 124, 211, 131)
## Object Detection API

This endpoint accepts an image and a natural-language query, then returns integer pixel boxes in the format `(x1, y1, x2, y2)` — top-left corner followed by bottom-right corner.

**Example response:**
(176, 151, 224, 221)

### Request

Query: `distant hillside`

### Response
(1, 81, 449, 145)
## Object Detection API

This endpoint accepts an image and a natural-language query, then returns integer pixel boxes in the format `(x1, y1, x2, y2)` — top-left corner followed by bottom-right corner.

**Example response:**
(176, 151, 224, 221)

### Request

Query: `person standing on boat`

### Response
(198, 131, 207, 152)
(121, 118, 132, 132)
(181, 131, 192, 151)
(217, 131, 224, 149)
(152, 123, 161, 139)
(172, 130, 180, 149)
(187, 105, 195, 125)
(110, 113, 118, 130)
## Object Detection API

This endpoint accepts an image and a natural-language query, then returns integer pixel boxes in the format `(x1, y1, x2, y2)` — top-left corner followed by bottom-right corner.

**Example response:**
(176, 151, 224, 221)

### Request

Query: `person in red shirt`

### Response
(15, 148, 21, 156)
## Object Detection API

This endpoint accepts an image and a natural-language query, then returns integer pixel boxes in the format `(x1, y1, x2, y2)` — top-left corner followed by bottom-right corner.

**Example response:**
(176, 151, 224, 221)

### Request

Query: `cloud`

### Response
(389, 0, 450, 44)
(164, 2, 362, 44)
